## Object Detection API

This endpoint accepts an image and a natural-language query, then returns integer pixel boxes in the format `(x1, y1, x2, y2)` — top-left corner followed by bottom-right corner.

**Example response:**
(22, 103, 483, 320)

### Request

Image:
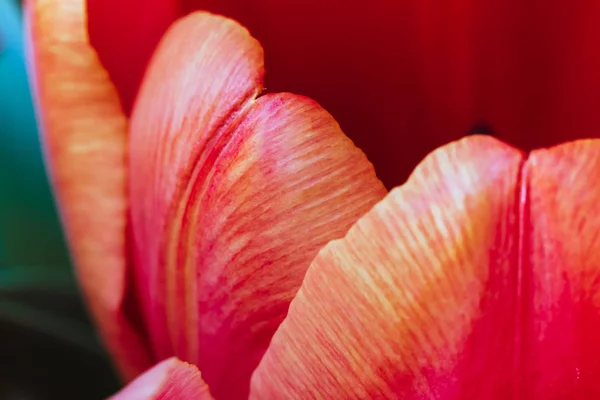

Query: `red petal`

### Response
(250, 136, 526, 398)
(110, 358, 214, 400)
(25, 0, 151, 379)
(87, 0, 179, 113)
(251, 137, 600, 397)
(179, 1, 600, 188)
(129, 12, 386, 399)
(524, 140, 600, 397)
(129, 10, 266, 365)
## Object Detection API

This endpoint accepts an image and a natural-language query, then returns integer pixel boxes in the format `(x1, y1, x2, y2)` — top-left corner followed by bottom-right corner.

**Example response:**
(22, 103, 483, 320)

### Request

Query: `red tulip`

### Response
(26, 0, 600, 399)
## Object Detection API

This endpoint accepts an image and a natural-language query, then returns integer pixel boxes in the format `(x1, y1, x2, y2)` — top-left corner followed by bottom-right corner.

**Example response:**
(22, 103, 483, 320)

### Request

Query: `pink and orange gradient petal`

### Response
(110, 358, 214, 400)
(524, 140, 600, 398)
(25, 0, 151, 380)
(251, 137, 600, 398)
(129, 12, 387, 399)
(251, 136, 525, 398)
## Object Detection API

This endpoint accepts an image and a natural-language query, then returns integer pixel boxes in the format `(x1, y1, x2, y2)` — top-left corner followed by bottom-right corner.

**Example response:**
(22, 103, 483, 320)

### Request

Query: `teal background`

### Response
(0, 0, 69, 268)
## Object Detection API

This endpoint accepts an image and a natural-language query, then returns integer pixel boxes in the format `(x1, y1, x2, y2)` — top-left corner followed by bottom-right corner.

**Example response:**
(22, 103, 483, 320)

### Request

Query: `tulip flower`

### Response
(26, 0, 600, 399)
(27, 0, 386, 398)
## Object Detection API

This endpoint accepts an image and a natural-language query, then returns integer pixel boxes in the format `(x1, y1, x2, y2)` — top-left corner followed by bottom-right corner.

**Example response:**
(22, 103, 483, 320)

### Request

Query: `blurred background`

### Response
(0, 0, 119, 397)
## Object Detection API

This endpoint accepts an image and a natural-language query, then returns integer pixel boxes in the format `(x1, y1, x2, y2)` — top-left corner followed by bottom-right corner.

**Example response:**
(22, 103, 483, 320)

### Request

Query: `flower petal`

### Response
(524, 140, 600, 397)
(179, 1, 600, 188)
(25, 0, 151, 379)
(250, 136, 525, 398)
(129, 11, 387, 399)
(84, 0, 600, 187)
(110, 358, 214, 400)
(87, 0, 179, 113)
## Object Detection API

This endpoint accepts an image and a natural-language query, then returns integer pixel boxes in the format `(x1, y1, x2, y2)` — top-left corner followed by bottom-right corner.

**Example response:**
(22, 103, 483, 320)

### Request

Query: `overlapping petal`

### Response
(29, 1, 600, 398)
(251, 136, 600, 398)
(87, 1, 600, 187)
(110, 358, 214, 400)
(25, 0, 151, 379)
(251, 135, 525, 398)
(129, 11, 387, 399)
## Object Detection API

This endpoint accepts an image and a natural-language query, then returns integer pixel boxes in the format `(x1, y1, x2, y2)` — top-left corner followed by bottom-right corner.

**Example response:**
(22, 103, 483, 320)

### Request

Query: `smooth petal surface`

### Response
(129, 12, 387, 399)
(26, 0, 151, 379)
(110, 358, 214, 400)
(251, 136, 526, 398)
(90, 1, 600, 187)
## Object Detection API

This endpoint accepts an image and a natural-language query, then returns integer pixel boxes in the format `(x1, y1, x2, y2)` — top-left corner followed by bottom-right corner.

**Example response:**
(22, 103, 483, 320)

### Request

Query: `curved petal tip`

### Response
(251, 136, 525, 398)
(110, 358, 214, 400)
(130, 11, 387, 399)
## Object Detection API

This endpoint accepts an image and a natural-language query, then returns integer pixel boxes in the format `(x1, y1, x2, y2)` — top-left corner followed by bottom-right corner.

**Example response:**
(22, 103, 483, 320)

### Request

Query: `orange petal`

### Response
(129, 11, 387, 399)
(25, 0, 151, 379)
(251, 136, 525, 398)
(524, 140, 600, 397)
(109, 358, 214, 400)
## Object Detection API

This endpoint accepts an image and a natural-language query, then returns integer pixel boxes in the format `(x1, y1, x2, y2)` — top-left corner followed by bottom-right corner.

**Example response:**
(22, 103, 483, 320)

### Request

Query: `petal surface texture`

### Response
(90, 0, 600, 187)
(129, 11, 387, 399)
(110, 357, 214, 400)
(25, 0, 151, 379)
(252, 137, 600, 398)
(525, 140, 600, 397)
(251, 136, 525, 398)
